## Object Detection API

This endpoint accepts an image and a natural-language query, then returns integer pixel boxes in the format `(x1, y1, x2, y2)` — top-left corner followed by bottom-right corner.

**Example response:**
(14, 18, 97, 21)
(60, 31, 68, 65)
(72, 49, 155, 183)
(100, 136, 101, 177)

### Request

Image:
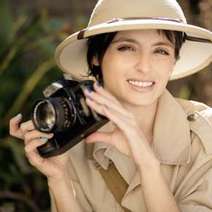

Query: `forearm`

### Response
(138, 162, 181, 212)
(48, 178, 84, 212)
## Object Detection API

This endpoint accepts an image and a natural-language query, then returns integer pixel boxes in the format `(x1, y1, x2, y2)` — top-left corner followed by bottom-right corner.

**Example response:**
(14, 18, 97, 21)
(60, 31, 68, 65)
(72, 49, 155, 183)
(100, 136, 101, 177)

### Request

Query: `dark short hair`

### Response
(87, 30, 185, 82)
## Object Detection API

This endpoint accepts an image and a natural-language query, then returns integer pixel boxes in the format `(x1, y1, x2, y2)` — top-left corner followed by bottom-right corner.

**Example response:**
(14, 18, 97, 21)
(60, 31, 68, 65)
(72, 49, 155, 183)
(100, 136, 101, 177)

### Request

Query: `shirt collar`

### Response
(152, 89, 191, 165)
(86, 89, 192, 168)
(86, 122, 115, 169)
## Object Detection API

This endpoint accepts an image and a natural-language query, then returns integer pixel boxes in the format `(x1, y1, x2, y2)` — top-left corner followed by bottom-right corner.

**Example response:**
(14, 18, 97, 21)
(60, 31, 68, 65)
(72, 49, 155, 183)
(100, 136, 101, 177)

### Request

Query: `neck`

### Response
(122, 100, 158, 142)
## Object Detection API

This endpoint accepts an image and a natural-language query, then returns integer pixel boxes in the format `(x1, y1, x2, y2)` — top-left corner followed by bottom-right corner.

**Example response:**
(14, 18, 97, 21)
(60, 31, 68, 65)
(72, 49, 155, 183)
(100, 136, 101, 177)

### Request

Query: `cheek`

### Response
(101, 52, 124, 79)
(152, 57, 175, 76)
(101, 56, 116, 88)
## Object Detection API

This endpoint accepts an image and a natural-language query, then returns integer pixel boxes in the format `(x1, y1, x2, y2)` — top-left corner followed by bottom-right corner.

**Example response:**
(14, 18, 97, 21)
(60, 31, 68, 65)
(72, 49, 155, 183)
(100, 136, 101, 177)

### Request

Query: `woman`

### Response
(9, 0, 212, 211)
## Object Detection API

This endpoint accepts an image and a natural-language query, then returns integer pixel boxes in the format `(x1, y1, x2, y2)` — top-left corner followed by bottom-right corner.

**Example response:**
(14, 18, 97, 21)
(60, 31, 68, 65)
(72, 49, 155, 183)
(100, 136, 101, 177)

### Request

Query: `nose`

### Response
(135, 52, 151, 73)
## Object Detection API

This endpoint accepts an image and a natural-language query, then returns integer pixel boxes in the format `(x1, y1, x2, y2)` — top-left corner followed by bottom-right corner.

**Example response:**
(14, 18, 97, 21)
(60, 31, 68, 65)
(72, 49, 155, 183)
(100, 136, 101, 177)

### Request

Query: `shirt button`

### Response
(187, 113, 197, 121)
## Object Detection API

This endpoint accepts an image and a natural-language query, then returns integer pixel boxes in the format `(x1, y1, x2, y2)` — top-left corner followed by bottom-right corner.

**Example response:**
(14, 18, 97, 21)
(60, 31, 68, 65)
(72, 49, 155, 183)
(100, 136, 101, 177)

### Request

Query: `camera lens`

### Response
(33, 97, 77, 132)
(33, 100, 56, 132)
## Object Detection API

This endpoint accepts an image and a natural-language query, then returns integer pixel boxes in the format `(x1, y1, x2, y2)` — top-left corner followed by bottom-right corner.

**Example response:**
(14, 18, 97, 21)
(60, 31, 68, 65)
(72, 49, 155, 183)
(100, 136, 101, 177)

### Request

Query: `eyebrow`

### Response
(112, 38, 140, 45)
(152, 42, 174, 48)
(112, 37, 174, 48)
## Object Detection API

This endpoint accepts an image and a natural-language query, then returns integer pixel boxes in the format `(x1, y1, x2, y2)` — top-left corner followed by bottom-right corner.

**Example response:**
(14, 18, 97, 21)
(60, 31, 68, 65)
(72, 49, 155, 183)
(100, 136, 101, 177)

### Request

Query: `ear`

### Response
(92, 56, 100, 66)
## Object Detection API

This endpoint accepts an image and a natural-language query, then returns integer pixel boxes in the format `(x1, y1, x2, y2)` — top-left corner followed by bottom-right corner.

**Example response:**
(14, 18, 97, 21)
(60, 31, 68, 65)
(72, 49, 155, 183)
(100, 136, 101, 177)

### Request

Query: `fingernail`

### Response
(84, 87, 93, 94)
(96, 81, 101, 87)
(40, 137, 48, 142)
(15, 113, 22, 119)
(86, 87, 93, 92)
(86, 96, 93, 101)
(47, 133, 54, 139)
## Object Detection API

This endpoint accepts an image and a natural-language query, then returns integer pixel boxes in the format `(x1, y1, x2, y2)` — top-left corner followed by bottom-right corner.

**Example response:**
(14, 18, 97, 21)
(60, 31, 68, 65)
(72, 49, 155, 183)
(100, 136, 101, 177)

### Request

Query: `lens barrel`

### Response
(33, 97, 76, 132)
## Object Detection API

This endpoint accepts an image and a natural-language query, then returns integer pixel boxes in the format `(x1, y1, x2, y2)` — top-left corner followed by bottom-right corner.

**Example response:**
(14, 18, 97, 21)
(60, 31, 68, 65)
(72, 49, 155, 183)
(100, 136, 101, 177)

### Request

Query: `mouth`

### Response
(127, 79, 156, 91)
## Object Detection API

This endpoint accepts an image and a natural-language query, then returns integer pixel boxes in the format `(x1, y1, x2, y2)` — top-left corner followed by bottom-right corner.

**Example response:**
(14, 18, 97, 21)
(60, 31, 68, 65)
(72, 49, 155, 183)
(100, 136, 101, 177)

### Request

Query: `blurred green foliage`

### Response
(0, 0, 69, 211)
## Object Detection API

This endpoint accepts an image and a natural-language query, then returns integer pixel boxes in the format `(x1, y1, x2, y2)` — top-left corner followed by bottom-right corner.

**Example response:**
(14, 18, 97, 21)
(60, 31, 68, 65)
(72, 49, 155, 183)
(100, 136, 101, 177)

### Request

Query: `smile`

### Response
(127, 80, 155, 88)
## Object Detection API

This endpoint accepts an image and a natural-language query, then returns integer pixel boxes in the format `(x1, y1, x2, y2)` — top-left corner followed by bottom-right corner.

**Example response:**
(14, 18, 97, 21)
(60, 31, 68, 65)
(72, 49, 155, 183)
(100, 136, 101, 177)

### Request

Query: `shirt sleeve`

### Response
(178, 169, 212, 212)
(49, 155, 93, 212)
(49, 180, 93, 212)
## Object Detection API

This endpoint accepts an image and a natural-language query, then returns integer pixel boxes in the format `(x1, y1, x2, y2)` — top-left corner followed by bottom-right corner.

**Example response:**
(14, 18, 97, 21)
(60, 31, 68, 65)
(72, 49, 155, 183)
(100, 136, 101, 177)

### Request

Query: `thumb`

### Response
(85, 132, 112, 144)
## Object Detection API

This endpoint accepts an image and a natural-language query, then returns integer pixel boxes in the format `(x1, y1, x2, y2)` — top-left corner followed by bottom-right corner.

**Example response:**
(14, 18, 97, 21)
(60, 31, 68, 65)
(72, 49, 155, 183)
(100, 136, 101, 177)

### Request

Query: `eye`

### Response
(117, 45, 136, 52)
(154, 48, 170, 56)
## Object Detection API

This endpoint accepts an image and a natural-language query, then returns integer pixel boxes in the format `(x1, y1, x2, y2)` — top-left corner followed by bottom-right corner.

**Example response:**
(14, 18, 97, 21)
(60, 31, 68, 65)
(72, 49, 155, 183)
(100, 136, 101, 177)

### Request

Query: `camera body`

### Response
(32, 79, 108, 158)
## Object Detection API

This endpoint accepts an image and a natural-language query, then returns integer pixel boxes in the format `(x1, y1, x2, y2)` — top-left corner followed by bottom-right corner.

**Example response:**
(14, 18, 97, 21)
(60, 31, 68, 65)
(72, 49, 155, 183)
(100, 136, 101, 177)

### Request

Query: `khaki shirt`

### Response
(50, 89, 212, 212)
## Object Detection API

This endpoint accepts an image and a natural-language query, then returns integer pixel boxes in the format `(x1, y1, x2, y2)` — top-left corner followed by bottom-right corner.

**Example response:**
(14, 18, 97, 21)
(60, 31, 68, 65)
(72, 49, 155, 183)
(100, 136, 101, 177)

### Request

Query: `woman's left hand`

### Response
(84, 83, 158, 167)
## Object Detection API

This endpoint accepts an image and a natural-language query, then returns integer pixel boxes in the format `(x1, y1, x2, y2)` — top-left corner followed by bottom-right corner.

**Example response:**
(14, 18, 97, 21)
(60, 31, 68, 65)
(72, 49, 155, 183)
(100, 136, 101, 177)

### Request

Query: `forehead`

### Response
(113, 29, 172, 43)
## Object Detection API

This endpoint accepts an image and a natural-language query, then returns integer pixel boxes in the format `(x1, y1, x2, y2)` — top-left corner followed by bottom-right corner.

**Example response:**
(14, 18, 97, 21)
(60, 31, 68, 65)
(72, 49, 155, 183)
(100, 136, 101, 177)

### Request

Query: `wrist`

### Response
(137, 157, 160, 174)
(47, 172, 70, 188)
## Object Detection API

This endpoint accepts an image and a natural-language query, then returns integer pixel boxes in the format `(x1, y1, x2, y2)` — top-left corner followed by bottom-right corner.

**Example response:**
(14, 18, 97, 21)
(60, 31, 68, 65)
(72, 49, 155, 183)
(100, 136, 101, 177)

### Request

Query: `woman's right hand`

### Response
(9, 114, 70, 181)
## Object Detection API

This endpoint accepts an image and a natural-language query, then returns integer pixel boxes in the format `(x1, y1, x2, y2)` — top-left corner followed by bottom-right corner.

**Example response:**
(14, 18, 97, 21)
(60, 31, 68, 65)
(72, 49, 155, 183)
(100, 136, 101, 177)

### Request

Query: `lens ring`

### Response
(59, 97, 77, 128)
(33, 100, 56, 132)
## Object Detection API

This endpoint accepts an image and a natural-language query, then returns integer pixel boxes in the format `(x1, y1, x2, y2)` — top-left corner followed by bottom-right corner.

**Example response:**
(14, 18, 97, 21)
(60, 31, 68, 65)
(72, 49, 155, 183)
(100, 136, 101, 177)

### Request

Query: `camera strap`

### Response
(86, 143, 131, 212)
(98, 163, 131, 212)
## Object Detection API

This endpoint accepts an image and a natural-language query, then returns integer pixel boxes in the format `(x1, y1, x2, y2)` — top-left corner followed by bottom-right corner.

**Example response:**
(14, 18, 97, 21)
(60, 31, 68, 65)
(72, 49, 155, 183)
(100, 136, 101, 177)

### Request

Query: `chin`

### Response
(119, 94, 158, 108)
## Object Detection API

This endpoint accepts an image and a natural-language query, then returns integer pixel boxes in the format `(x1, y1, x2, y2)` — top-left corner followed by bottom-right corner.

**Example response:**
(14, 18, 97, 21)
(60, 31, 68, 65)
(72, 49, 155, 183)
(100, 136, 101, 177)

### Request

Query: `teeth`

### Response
(128, 80, 154, 87)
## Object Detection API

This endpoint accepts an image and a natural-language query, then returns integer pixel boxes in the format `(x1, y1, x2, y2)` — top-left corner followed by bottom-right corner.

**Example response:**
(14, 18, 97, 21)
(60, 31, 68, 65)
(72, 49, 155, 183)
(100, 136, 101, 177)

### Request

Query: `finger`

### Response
(100, 103, 133, 132)
(85, 97, 130, 123)
(26, 149, 44, 167)
(9, 113, 23, 136)
(102, 106, 141, 141)
(24, 130, 54, 145)
(84, 90, 128, 117)
(85, 97, 107, 117)
(25, 139, 47, 166)
(25, 138, 48, 154)
(94, 83, 128, 110)
(94, 83, 116, 101)
(86, 97, 134, 137)
(84, 89, 111, 107)
(85, 132, 112, 144)
(20, 121, 35, 134)
(85, 84, 116, 104)
(93, 84, 135, 119)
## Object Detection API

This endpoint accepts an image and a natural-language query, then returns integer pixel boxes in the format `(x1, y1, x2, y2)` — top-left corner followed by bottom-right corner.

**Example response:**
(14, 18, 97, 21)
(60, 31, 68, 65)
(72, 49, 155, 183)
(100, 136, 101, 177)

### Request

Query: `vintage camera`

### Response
(32, 78, 108, 158)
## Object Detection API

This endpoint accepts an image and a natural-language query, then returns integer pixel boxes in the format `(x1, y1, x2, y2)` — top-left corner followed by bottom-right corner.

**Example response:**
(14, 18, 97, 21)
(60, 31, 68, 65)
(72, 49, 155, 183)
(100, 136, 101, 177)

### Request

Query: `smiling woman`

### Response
(91, 30, 177, 109)
(9, 0, 212, 212)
